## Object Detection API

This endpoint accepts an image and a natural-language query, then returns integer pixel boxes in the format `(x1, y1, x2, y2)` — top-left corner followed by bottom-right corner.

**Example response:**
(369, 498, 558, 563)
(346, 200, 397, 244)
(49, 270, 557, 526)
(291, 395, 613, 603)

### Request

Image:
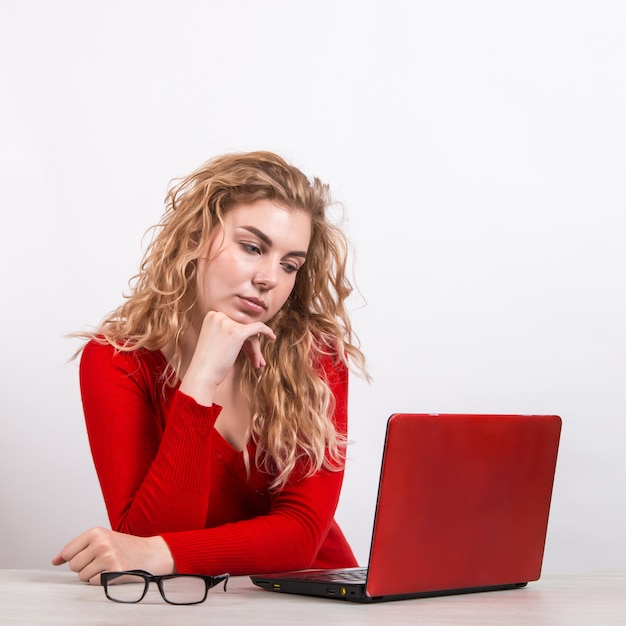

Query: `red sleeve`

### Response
(80, 341, 220, 534)
(162, 355, 352, 575)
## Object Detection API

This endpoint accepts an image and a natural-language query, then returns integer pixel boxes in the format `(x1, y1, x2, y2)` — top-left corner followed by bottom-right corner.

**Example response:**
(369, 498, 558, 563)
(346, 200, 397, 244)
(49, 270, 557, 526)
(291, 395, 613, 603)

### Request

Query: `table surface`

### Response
(1, 569, 625, 625)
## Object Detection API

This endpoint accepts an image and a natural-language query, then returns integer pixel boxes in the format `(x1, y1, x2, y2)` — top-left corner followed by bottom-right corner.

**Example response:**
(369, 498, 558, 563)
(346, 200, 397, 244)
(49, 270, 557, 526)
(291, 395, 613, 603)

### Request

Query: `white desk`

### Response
(0, 569, 624, 625)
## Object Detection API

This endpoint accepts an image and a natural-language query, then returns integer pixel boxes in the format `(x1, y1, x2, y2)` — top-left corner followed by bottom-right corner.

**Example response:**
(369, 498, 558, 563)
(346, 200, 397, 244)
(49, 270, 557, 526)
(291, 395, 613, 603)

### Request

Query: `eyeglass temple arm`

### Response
(212, 573, 229, 592)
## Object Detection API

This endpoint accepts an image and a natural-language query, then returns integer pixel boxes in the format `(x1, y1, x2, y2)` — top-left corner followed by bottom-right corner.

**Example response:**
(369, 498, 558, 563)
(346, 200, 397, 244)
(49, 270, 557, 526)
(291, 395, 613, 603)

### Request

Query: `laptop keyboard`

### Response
(291, 568, 368, 583)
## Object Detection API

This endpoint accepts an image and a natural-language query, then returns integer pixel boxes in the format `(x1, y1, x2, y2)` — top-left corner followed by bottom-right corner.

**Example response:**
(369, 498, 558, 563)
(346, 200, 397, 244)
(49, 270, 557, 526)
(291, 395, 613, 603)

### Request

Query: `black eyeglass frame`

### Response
(101, 569, 229, 605)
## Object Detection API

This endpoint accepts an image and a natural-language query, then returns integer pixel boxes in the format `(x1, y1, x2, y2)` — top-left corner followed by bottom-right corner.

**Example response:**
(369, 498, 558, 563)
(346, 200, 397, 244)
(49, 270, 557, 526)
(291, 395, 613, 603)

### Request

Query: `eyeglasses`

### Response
(101, 570, 229, 605)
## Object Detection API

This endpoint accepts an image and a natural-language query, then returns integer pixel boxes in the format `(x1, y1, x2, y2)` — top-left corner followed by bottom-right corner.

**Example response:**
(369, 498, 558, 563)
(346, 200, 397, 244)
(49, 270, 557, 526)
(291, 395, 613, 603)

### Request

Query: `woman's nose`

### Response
(252, 261, 279, 290)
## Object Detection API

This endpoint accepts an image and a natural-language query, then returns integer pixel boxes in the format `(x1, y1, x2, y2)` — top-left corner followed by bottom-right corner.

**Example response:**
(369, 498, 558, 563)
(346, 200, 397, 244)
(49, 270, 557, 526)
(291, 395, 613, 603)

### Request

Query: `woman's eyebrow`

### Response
(241, 225, 272, 246)
(240, 226, 307, 257)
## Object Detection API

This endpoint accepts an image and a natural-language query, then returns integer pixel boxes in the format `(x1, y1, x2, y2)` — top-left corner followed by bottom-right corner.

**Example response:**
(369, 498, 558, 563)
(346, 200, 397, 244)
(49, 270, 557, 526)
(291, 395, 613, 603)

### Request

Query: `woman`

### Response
(52, 151, 366, 584)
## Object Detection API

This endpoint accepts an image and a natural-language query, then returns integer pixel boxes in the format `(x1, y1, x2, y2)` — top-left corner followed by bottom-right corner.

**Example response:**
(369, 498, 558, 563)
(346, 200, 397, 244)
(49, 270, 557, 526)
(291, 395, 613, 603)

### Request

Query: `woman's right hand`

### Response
(179, 311, 276, 406)
(52, 527, 175, 585)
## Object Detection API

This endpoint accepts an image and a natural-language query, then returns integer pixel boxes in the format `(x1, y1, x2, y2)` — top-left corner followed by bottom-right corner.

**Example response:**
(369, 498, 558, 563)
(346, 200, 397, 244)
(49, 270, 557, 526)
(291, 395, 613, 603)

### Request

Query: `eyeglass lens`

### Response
(160, 576, 208, 604)
(104, 573, 148, 603)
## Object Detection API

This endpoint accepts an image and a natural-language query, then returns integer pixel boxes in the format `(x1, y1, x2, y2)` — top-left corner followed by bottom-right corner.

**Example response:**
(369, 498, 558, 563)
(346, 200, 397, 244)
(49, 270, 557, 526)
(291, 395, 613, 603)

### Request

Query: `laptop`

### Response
(251, 413, 561, 603)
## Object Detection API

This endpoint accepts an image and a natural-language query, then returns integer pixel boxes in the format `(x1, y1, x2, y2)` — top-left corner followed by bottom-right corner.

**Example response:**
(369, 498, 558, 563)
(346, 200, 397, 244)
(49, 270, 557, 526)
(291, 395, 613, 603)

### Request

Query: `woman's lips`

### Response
(239, 296, 266, 314)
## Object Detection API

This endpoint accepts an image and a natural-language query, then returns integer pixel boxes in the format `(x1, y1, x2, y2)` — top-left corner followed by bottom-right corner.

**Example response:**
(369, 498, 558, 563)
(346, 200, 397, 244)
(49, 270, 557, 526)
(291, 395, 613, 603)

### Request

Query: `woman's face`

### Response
(195, 199, 312, 325)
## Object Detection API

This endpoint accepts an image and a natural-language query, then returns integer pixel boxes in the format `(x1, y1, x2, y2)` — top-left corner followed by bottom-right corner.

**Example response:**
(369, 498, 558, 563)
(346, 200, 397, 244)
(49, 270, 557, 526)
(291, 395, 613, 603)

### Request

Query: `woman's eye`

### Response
(243, 243, 262, 255)
(282, 262, 299, 274)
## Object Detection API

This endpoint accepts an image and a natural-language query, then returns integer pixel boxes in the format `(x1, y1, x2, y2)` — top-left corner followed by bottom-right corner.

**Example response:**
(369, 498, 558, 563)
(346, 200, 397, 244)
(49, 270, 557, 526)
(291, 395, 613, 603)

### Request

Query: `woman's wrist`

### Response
(179, 374, 218, 407)
(146, 535, 176, 575)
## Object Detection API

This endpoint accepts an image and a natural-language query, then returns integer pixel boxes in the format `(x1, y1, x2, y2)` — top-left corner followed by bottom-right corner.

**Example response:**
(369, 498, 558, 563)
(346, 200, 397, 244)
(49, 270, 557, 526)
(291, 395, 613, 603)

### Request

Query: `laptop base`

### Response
(250, 571, 528, 603)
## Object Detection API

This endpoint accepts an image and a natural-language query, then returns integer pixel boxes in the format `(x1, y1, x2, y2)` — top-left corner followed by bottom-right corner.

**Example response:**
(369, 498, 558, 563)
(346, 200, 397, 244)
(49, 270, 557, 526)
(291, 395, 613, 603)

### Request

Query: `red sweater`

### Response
(79, 340, 357, 576)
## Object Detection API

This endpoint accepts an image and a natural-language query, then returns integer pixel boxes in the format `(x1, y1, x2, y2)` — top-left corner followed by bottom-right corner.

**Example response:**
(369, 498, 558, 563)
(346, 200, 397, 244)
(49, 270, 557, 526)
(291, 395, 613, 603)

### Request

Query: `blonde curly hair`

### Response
(81, 151, 366, 490)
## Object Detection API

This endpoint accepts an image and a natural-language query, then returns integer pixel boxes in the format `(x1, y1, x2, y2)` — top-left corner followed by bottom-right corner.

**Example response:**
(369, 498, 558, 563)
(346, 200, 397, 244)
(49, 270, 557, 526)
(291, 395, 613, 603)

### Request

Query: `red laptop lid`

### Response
(366, 413, 561, 598)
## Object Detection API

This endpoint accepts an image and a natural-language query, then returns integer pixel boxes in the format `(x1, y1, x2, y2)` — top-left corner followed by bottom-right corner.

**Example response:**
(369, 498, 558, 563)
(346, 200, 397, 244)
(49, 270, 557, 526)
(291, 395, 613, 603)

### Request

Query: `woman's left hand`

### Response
(51, 527, 175, 585)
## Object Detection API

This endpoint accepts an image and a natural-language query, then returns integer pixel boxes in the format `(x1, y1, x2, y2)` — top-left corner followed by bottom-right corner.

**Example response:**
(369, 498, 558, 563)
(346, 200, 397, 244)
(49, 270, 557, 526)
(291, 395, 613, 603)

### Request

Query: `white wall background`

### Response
(1, 0, 624, 573)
